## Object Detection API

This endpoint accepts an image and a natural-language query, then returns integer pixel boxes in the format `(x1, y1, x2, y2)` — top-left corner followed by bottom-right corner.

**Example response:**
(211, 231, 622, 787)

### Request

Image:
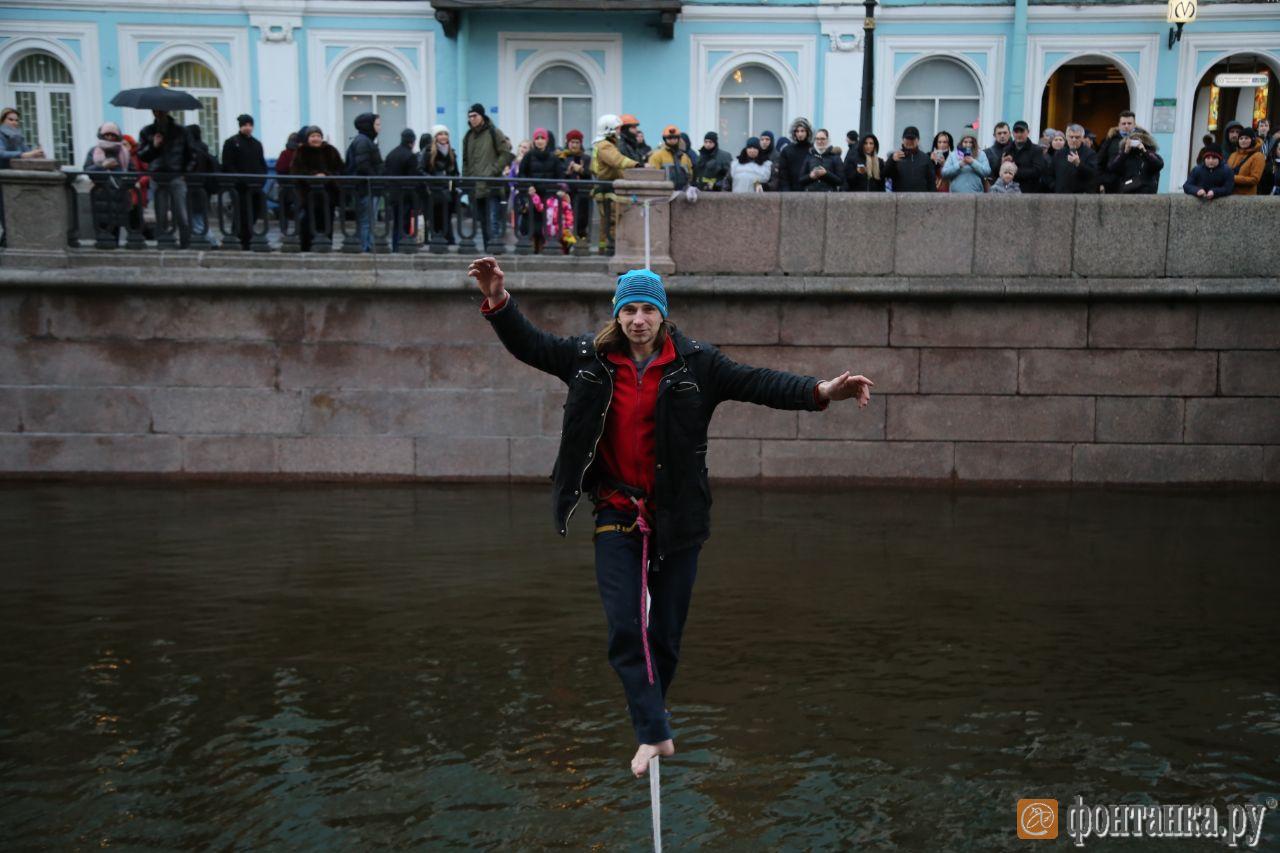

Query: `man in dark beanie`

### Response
(384, 127, 422, 251)
(221, 113, 268, 249)
(693, 130, 731, 191)
(463, 102, 513, 252)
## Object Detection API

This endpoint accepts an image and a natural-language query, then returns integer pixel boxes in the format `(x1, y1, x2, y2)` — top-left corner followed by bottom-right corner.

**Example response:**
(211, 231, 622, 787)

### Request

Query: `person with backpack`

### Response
(558, 128, 593, 249)
(343, 113, 384, 251)
(462, 103, 514, 253)
(187, 124, 221, 246)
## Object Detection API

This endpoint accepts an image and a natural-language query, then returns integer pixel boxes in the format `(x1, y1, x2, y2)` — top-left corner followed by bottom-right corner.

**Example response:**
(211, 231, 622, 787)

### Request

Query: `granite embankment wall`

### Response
(0, 193, 1277, 486)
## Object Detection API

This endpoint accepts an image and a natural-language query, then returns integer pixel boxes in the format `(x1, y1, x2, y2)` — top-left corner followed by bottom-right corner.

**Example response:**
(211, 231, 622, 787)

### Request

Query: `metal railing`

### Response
(67, 172, 618, 256)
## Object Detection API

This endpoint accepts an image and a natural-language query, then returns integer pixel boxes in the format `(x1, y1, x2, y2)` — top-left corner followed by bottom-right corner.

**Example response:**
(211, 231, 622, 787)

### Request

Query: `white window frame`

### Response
(156, 59, 224, 147)
(1025, 34, 1158, 141)
(307, 32, 433, 151)
(0, 22, 100, 169)
(875, 36, 1002, 151)
(7, 52, 77, 164)
(1171, 35, 1280, 190)
(716, 65, 786, 147)
(498, 34, 621, 146)
(690, 35, 815, 147)
(119, 26, 250, 148)
(525, 63, 595, 145)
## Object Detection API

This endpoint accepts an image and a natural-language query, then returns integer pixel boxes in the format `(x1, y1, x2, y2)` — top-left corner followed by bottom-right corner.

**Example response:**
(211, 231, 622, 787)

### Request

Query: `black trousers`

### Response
(593, 507, 701, 744)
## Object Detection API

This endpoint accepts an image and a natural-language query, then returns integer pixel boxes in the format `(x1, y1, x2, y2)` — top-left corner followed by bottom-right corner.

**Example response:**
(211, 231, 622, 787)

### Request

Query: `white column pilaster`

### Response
(249, 14, 303, 151)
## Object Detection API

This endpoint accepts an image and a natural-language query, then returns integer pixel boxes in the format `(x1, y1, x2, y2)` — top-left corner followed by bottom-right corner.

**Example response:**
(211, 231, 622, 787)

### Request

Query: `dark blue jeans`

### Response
(593, 508, 701, 745)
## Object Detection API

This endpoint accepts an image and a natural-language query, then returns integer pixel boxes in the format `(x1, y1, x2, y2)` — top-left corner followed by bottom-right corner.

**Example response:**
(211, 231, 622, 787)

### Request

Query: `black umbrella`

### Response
(110, 86, 202, 111)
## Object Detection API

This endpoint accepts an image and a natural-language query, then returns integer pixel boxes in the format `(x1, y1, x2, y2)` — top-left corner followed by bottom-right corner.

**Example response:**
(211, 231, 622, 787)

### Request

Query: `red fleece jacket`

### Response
(482, 294, 828, 514)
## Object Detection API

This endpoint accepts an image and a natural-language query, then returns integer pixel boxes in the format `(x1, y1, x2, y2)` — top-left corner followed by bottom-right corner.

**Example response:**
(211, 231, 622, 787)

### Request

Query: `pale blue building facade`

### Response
(1, 0, 1277, 192)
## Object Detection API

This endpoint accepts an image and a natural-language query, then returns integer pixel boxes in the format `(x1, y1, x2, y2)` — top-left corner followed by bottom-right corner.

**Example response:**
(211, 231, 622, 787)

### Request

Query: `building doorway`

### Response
(1187, 53, 1277, 167)
(1040, 58, 1130, 140)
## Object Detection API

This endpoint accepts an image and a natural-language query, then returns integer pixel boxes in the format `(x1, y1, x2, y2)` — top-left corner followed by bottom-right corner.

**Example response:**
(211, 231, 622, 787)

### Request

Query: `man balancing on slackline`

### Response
(468, 258, 874, 777)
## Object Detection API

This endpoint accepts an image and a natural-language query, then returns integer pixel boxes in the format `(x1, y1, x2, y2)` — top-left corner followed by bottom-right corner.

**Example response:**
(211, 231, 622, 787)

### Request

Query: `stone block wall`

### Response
(2, 286, 1278, 485)
(670, 194, 1280, 282)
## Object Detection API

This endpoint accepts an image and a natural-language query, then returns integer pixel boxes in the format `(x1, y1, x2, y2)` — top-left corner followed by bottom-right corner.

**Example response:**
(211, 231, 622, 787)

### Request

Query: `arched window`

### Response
(894, 58, 981, 144)
(341, 61, 406, 148)
(8, 52, 75, 164)
(717, 64, 784, 151)
(160, 60, 222, 148)
(527, 64, 592, 144)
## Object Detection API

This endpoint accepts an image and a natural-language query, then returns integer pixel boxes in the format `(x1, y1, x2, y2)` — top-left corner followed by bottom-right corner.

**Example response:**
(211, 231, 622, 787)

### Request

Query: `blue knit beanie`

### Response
(613, 269, 668, 318)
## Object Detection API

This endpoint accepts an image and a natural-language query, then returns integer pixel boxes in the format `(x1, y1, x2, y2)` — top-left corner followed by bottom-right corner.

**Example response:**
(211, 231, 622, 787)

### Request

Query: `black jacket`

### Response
(799, 146, 844, 192)
(1182, 163, 1234, 197)
(845, 156, 886, 192)
(221, 131, 267, 175)
(384, 132, 422, 178)
(1047, 146, 1097, 194)
(137, 115, 192, 174)
(346, 113, 383, 176)
(777, 139, 812, 191)
(484, 295, 824, 557)
(1006, 141, 1047, 193)
(983, 140, 1012, 179)
(1107, 131, 1163, 194)
(883, 148, 934, 192)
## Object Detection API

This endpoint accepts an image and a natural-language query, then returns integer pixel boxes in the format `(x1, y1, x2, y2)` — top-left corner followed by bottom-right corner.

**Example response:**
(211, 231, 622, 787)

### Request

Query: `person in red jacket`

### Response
(469, 258, 874, 777)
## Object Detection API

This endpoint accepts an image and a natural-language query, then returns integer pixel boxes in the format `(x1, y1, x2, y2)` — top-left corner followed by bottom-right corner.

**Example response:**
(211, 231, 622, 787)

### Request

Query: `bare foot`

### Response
(631, 739, 675, 777)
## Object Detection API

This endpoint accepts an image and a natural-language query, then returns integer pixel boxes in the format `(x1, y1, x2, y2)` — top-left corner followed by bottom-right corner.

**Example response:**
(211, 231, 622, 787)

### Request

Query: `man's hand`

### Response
(153, 133, 164, 148)
(817, 372, 874, 407)
(1067, 151, 1080, 166)
(468, 256, 507, 306)
(1206, 190, 1215, 200)
(1197, 188, 1207, 198)
(892, 150, 905, 162)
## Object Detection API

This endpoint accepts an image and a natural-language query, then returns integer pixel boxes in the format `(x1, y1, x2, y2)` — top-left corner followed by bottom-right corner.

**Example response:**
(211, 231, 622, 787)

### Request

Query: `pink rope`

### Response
(635, 511, 655, 686)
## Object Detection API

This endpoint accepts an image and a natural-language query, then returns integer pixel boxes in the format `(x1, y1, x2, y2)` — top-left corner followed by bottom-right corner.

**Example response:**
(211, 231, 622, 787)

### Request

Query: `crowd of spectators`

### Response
(3, 101, 1277, 252)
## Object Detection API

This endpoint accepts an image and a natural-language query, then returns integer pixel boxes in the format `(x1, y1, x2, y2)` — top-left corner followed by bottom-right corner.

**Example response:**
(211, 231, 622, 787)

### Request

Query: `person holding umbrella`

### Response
(111, 86, 203, 248)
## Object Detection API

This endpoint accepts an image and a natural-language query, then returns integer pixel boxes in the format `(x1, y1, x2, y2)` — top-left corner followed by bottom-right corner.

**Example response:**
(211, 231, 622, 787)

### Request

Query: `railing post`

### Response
(0, 159, 72, 251)
(609, 169, 675, 275)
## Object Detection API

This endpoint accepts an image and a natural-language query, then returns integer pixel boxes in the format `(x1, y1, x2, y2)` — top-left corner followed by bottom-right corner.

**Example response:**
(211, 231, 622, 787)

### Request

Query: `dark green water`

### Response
(1, 484, 1277, 850)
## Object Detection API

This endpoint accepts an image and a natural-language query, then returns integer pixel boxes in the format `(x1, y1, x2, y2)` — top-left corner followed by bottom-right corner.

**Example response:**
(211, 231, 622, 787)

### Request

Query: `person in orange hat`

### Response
(617, 113, 643, 162)
(646, 124, 693, 189)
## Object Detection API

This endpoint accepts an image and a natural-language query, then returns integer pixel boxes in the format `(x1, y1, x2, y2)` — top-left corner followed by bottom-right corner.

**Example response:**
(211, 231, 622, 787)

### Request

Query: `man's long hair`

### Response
(593, 316, 674, 354)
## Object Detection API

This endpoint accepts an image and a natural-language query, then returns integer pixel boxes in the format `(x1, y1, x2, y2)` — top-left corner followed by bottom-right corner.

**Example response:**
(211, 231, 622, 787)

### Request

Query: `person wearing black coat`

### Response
(517, 128, 566, 253)
(845, 133, 886, 192)
(799, 128, 843, 192)
(186, 124, 221, 245)
(290, 126, 345, 252)
(383, 127, 421, 251)
(1047, 124, 1097, 194)
(421, 124, 460, 245)
(345, 112, 383, 251)
(883, 126, 934, 192)
(1182, 144, 1234, 200)
(1107, 127, 1163, 194)
(137, 109, 194, 247)
(467, 257, 874, 775)
(777, 117, 814, 191)
(219, 114, 268, 249)
(1005, 121, 1047, 193)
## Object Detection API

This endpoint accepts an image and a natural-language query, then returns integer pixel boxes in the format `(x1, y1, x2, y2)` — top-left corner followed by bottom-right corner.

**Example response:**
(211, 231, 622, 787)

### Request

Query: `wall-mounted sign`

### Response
(1214, 73, 1269, 88)
(1167, 0, 1196, 24)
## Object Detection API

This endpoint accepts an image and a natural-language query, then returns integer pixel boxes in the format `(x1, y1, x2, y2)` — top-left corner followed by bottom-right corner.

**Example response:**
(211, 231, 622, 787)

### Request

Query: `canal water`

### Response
(1, 484, 1277, 850)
